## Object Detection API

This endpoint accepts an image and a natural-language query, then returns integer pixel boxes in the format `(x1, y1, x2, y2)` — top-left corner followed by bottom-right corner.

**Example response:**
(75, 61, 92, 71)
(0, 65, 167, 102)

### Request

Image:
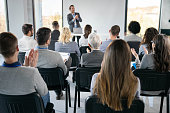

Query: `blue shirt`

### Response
(100, 39, 113, 52)
(2, 61, 21, 67)
(72, 13, 77, 28)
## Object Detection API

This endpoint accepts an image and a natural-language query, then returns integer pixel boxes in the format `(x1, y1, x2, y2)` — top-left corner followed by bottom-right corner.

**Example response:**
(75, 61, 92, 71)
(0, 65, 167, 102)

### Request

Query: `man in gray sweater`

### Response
(36, 27, 71, 100)
(0, 32, 49, 107)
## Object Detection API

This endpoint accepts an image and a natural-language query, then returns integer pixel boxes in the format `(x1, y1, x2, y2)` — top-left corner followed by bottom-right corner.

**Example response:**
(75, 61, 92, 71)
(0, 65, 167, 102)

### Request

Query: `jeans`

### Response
(42, 92, 50, 107)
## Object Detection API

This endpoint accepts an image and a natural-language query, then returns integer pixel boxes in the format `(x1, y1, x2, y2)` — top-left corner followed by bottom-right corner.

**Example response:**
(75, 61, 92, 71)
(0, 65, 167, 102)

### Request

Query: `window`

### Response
(127, 0, 161, 37)
(42, 0, 62, 30)
(0, 0, 7, 33)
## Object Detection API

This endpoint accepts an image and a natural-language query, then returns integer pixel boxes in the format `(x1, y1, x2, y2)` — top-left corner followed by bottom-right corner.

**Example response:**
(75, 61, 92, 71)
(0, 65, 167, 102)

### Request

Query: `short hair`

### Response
(22, 24, 33, 35)
(128, 21, 141, 34)
(52, 21, 59, 27)
(36, 27, 51, 45)
(88, 33, 101, 49)
(69, 5, 74, 10)
(110, 25, 120, 36)
(0, 32, 18, 58)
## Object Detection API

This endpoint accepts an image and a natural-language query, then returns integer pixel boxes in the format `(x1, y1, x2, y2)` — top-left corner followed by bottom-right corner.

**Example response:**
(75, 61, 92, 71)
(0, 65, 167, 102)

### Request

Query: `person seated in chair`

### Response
(36, 27, 72, 100)
(131, 34, 170, 72)
(48, 21, 60, 51)
(18, 24, 37, 52)
(80, 33, 104, 67)
(55, 27, 81, 57)
(91, 39, 140, 111)
(100, 25, 120, 52)
(0, 32, 49, 107)
(138, 27, 158, 56)
(124, 21, 142, 42)
(79, 24, 92, 47)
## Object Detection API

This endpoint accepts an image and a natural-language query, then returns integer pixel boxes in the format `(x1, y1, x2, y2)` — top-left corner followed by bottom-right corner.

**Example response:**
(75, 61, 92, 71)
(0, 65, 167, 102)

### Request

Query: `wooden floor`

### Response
(49, 72, 169, 113)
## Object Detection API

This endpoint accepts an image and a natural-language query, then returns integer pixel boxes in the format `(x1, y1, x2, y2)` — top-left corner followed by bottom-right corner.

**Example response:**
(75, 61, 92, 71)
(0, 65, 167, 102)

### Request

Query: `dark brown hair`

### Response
(128, 21, 141, 34)
(69, 5, 74, 10)
(153, 34, 170, 72)
(110, 25, 120, 36)
(22, 24, 33, 35)
(93, 39, 138, 111)
(0, 32, 18, 58)
(84, 25, 92, 39)
(36, 27, 51, 45)
(141, 27, 159, 52)
(52, 21, 59, 27)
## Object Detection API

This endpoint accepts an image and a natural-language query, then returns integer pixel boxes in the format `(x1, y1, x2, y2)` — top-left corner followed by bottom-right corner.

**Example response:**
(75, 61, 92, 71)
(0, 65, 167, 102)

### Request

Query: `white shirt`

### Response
(79, 36, 88, 47)
(18, 35, 37, 52)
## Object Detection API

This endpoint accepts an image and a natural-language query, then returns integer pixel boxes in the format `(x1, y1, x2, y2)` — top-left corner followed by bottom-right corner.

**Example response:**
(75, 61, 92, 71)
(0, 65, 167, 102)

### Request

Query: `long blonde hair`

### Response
(59, 27, 72, 44)
(93, 39, 138, 111)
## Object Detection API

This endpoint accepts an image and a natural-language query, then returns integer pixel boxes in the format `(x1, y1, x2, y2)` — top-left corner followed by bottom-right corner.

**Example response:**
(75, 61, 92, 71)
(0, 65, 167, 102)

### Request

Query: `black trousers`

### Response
(72, 36, 81, 46)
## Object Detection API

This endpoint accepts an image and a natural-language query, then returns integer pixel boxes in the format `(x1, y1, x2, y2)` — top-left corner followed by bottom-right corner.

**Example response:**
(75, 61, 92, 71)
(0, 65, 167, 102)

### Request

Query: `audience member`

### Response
(36, 27, 71, 100)
(91, 39, 140, 111)
(0, 32, 49, 107)
(79, 24, 92, 47)
(55, 27, 81, 57)
(124, 21, 142, 42)
(131, 34, 170, 72)
(80, 33, 104, 67)
(18, 24, 37, 52)
(139, 27, 158, 55)
(100, 25, 120, 52)
(48, 21, 60, 51)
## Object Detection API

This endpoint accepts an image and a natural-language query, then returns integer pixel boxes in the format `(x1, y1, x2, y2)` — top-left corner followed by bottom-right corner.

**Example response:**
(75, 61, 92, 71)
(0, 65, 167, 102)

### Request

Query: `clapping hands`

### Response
(24, 49, 39, 67)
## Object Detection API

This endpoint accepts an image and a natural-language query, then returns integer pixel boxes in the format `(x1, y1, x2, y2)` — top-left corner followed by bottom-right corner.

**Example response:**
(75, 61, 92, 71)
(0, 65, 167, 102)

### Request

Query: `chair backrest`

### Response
(133, 69, 170, 94)
(38, 67, 65, 90)
(18, 52, 26, 65)
(0, 92, 45, 113)
(127, 41, 140, 61)
(79, 46, 91, 56)
(76, 67, 101, 91)
(85, 95, 144, 113)
(70, 53, 80, 67)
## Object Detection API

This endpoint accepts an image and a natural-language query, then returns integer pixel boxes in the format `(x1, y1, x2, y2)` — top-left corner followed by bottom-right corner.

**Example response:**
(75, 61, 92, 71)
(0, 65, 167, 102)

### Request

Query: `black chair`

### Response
(38, 67, 71, 113)
(18, 52, 26, 65)
(127, 41, 140, 61)
(69, 53, 80, 82)
(79, 46, 91, 56)
(133, 69, 170, 113)
(0, 92, 45, 113)
(74, 67, 101, 113)
(85, 95, 144, 113)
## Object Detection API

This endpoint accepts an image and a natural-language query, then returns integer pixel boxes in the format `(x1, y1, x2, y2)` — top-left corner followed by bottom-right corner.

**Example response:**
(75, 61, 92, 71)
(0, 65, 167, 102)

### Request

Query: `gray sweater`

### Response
(0, 66, 48, 96)
(135, 53, 155, 69)
(37, 46, 67, 75)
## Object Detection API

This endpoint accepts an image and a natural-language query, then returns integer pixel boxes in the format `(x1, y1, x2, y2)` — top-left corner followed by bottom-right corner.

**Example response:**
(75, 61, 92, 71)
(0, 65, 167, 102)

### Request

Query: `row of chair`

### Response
(0, 67, 169, 113)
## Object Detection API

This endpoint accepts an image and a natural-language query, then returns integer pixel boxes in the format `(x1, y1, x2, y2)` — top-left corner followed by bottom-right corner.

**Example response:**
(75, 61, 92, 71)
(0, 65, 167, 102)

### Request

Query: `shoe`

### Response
(56, 92, 63, 100)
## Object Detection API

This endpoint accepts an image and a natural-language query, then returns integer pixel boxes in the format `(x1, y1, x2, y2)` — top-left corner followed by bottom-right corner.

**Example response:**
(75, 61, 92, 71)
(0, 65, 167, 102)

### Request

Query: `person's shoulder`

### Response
(70, 41, 78, 46)
(19, 66, 39, 74)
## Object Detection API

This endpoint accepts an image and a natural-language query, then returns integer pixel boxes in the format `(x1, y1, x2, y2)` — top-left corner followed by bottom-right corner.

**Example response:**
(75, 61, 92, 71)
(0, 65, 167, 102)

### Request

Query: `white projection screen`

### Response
(63, 0, 126, 40)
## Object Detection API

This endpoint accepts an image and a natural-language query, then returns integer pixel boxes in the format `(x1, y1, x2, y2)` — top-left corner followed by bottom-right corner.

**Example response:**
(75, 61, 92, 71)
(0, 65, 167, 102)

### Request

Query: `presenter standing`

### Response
(67, 5, 82, 45)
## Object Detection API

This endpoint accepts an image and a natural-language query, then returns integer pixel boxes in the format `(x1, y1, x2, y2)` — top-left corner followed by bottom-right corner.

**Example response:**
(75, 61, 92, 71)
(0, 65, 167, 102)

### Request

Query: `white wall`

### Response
(63, 0, 126, 40)
(7, 0, 33, 39)
(160, 0, 170, 29)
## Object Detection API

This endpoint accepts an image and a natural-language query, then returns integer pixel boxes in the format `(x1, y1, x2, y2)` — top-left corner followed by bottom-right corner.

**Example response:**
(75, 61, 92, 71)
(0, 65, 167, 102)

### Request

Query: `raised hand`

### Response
(24, 49, 39, 67)
(131, 48, 139, 59)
